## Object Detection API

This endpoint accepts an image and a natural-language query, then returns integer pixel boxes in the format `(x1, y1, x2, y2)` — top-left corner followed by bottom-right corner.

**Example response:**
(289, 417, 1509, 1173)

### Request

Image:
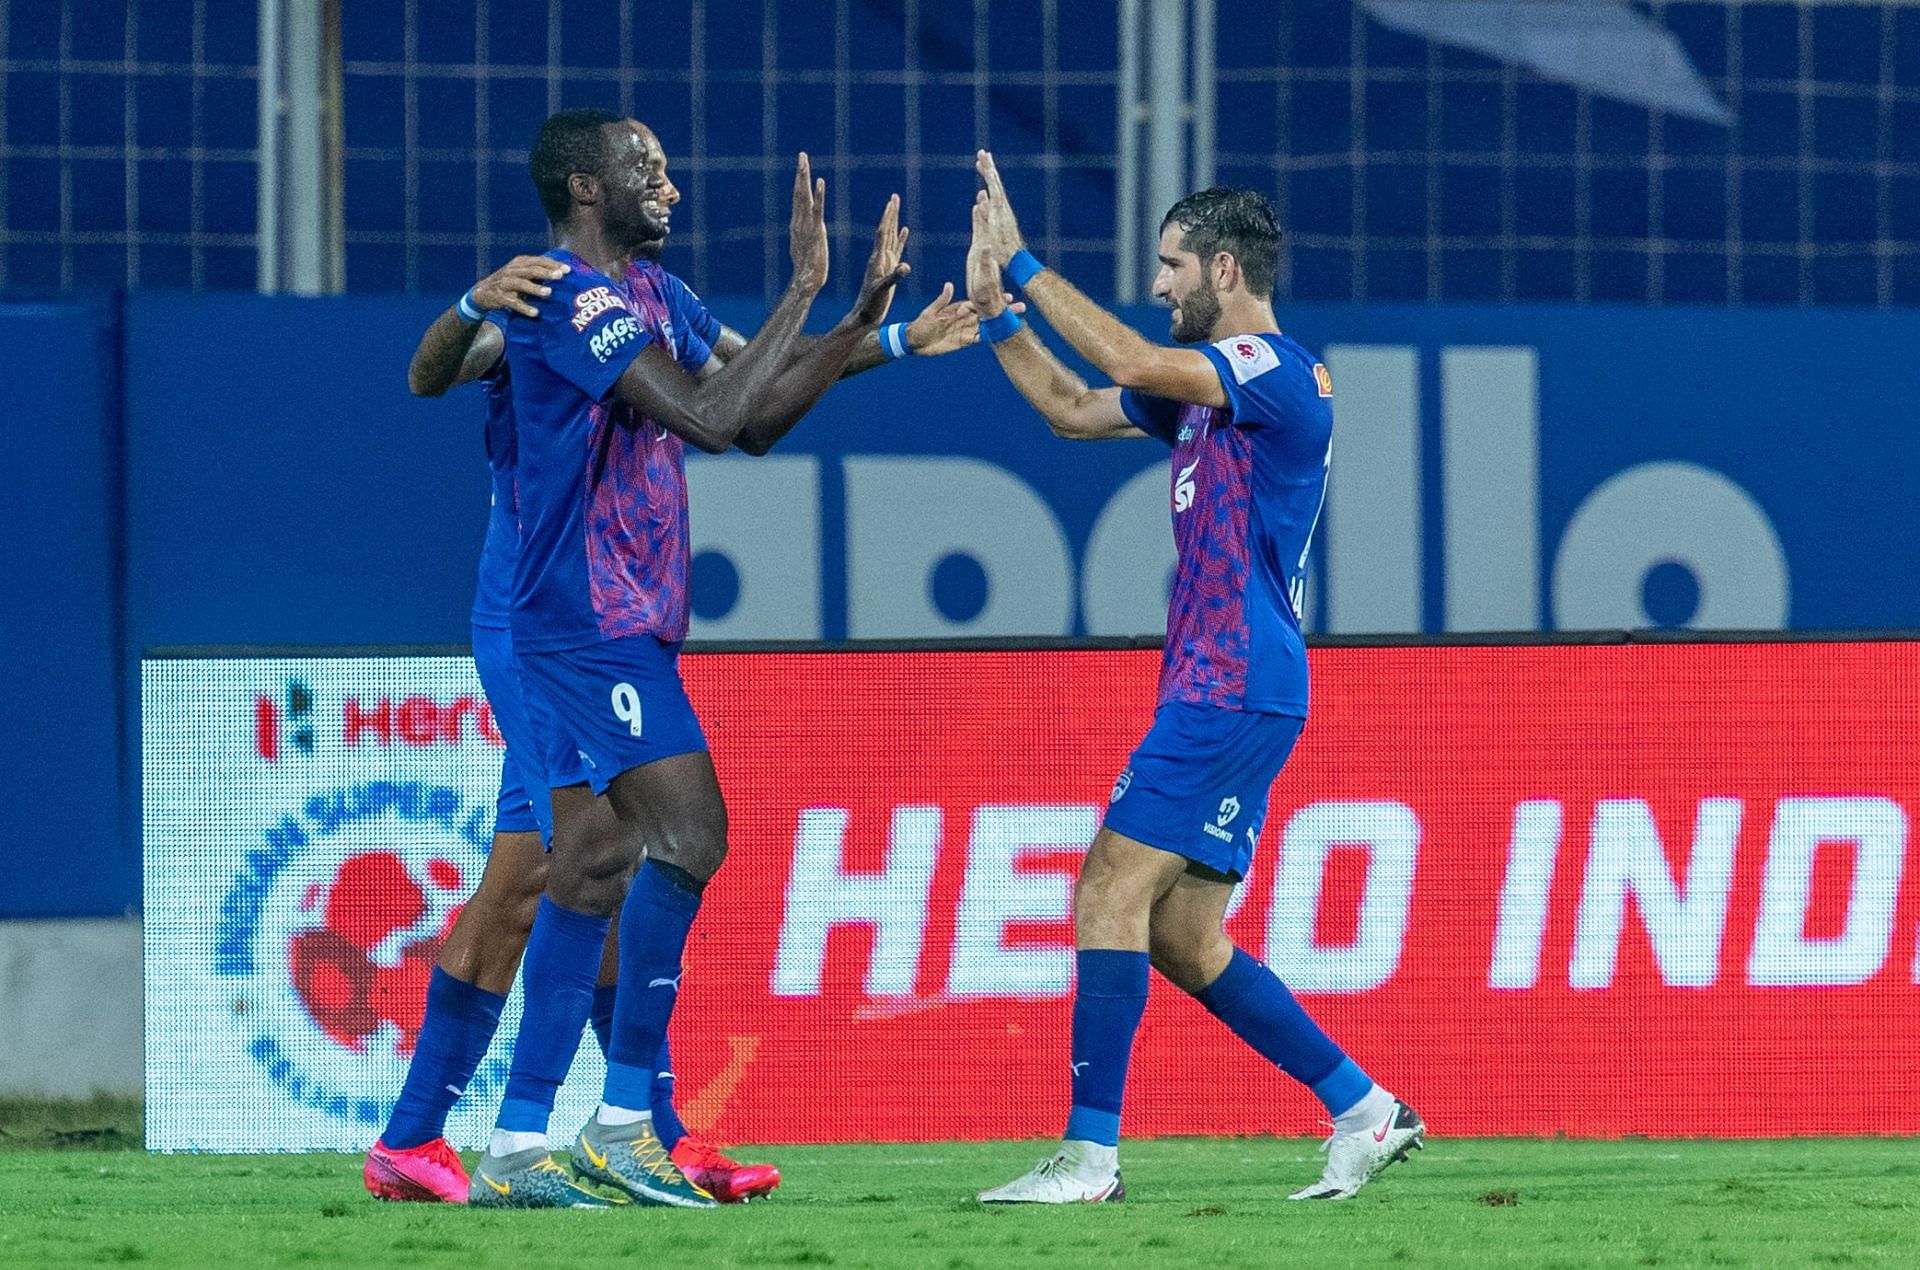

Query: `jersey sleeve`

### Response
(676, 327, 715, 376)
(1118, 388, 1184, 446)
(531, 264, 655, 401)
(1197, 333, 1292, 429)
(663, 273, 723, 365)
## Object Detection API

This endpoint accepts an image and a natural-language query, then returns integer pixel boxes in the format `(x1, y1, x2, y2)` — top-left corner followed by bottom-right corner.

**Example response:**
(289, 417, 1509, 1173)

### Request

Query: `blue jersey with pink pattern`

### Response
(1120, 330, 1332, 716)
(503, 250, 719, 652)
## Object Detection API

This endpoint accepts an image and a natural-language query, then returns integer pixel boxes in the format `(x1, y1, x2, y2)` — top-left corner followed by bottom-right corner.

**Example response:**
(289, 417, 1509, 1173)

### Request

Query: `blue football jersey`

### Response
(492, 251, 716, 650)
(1119, 331, 1332, 716)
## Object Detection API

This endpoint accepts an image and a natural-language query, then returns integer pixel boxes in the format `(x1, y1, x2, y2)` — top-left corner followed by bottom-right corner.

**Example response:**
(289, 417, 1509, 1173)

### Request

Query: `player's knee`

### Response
(550, 834, 639, 915)
(1073, 871, 1153, 948)
(648, 829, 729, 885)
(1148, 923, 1231, 995)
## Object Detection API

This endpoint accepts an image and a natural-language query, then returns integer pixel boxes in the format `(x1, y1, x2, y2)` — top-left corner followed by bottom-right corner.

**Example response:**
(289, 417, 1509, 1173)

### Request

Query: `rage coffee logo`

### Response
(215, 781, 501, 1128)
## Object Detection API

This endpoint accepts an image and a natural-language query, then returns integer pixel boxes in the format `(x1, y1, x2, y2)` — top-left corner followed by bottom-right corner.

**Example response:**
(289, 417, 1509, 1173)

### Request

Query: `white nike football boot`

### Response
(978, 1140, 1124, 1204)
(1288, 1098, 1425, 1200)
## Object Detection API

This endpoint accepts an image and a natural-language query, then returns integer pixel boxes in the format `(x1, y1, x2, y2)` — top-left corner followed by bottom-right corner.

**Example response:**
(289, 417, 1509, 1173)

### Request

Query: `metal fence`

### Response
(3, 0, 1918, 305)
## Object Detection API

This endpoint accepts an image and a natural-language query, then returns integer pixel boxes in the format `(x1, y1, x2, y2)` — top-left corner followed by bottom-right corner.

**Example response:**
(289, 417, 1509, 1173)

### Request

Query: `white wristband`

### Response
(457, 289, 483, 322)
(880, 323, 912, 361)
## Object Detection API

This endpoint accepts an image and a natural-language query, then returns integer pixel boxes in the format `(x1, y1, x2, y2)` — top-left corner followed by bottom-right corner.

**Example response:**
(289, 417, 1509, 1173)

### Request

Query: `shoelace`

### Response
(627, 1132, 683, 1181)
(531, 1157, 572, 1179)
(677, 1139, 734, 1171)
(422, 1139, 463, 1171)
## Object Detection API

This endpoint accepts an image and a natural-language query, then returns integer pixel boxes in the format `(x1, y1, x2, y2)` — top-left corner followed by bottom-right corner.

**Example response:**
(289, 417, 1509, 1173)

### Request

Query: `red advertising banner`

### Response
(667, 642, 1920, 1142)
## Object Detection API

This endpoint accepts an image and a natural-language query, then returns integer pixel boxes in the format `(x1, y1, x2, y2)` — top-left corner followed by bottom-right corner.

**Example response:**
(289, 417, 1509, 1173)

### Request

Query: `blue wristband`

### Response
(980, 308, 1024, 344)
(1006, 249, 1045, 289)
(879, 322, 912, 361)
(456, 289, 483, 322)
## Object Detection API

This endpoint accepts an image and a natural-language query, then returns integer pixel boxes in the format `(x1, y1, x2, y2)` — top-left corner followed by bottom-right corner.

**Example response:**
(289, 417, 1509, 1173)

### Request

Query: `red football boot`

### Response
(364, 1136, 471, 1203)
(669, 1138, 781, 1203)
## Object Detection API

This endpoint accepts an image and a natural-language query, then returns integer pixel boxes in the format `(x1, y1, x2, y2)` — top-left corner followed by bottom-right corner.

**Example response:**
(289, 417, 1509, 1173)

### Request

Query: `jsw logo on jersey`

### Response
(1172, 459, 1199, 514)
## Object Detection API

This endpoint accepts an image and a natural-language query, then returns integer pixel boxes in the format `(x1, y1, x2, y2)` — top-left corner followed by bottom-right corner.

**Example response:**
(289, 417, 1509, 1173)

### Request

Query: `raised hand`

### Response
(974, 150, 1027, 259)
(470, 254, 568, 318)
(789, 152, 829, 293)
(900, 282, 1026, 356)
(967, 197, 1007, 317)
(851, 194, 911, 327)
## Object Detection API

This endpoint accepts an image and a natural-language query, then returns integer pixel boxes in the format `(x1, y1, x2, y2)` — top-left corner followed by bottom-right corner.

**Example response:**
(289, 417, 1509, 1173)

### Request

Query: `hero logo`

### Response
(572, 285, 623, 331)
(254, 678, 316, 762)
(260, 687, 502, 756)
(769, 793, 1917, 1002)
(342, 695, 501, 749)
(1173, 459, 1200, 513)
(590, 316, 640, 364)
(213, 781, 498, 1128)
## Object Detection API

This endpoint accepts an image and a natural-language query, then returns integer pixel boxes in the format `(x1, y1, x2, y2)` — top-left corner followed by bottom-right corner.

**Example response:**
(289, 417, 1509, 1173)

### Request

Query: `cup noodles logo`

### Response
(572, 285, 624, 331)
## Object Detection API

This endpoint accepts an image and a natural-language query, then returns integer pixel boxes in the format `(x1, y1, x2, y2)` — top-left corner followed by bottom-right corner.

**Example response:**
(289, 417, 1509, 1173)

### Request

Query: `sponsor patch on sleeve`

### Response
(571, 285, 624, 331)
(1314, 362, 1334, 397)
(1213, 334, 1281, 384)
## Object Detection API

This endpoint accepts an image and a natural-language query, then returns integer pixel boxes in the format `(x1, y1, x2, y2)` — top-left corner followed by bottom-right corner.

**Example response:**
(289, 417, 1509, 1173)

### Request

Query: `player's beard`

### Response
(610, 197, 671, 259)
(1170, 277, 1222, 344)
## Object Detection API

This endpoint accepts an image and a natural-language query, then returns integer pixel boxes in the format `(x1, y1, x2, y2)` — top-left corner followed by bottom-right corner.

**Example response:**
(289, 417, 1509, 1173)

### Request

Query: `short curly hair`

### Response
(529, 107, 618, 225)
(1160, 187, 1283, 297)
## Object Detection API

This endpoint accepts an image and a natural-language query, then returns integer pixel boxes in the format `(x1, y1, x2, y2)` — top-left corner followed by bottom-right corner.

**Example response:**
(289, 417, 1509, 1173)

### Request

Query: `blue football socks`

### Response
(591, 980, 689, 1148)
(381, 966, 505, 1150)
(1064, 949, 1150, 1147)
(496, 897, 609, 1133)
(602, 861, 702, 1112)
(1196, 946, 1374, 1116)
(590, 982, 617, 1057)
(649, 1048, 689, 1149)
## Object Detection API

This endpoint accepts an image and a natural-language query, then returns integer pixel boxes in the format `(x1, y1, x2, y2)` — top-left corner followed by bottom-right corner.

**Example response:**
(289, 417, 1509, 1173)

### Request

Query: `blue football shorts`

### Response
(472, 622, 587, 842)
(1101, 700, 1306, 881)
(516, 634, 709, 796)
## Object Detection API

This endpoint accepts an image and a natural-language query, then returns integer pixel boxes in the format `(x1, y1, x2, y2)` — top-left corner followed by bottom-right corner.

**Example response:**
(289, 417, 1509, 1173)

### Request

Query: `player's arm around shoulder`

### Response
(408, 254, 563, 396)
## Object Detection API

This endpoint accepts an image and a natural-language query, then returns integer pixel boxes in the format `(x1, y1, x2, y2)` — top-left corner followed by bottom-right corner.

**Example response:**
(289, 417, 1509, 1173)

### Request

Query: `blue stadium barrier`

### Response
(5, 292, 1920, 914)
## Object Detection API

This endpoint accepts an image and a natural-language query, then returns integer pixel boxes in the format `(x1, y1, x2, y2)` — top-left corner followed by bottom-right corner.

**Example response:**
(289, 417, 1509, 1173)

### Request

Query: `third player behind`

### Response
(964, 152, 1424, 1204)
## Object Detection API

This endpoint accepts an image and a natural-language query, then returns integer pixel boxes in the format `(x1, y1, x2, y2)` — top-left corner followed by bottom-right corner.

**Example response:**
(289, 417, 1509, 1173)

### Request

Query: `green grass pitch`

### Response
(0, 1100, 1913, 1267)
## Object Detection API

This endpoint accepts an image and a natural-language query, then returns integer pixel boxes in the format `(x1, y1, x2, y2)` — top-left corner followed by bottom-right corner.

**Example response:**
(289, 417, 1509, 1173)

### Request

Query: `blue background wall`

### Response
(5, 292, 1920, 915)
